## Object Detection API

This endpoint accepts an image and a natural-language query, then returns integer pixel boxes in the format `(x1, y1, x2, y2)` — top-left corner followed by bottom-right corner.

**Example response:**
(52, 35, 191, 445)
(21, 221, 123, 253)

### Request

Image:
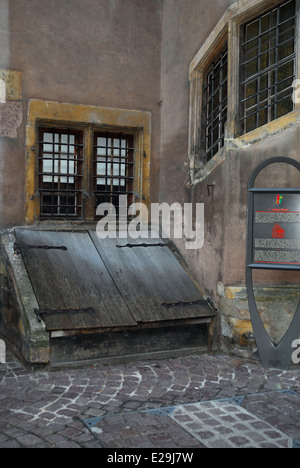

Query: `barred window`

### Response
(201, 46, 228, 163)
(38, 127, 135, 220)
(26, 102, 150, 224)
(93, 132, 135, 216)
(240, 0, 296, 134)
(38, 128, 84, 219)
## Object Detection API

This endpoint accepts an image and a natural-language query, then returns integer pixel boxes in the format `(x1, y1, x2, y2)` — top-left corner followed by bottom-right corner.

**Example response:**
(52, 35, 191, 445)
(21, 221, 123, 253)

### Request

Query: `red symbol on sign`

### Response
(272, 224, 285, 239)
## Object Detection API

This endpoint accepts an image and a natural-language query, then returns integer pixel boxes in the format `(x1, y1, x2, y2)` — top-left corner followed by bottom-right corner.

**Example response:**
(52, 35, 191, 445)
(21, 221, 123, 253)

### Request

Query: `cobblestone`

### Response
(0, 351, 299, 448)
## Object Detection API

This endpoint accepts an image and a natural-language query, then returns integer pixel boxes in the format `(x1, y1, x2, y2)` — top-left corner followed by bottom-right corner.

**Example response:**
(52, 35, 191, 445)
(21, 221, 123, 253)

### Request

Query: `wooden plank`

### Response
(15, 230, 136, 331)
(89, 232, 214, 324)
(91, 234, 164, 322)
(50, 322, 209, 365)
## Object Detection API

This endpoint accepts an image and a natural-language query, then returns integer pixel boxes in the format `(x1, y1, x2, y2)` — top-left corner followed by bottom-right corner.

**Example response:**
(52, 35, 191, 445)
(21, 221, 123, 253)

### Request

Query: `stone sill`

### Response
(191, 109, 300, 186)
(223, 284, 300, 302)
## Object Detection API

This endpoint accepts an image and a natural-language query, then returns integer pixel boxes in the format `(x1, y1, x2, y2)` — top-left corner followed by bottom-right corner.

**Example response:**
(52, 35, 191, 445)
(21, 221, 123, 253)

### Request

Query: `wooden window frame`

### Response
(25, 100, 151, 224)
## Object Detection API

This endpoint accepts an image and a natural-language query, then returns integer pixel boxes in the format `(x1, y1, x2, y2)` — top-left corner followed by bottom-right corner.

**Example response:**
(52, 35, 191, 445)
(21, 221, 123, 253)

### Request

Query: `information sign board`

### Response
(246, 157, 300, 370)
(249, 190, 300, 270)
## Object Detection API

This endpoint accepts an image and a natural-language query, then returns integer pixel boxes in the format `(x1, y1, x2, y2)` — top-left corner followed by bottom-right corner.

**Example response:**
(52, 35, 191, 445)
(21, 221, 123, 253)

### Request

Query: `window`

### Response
(240, 0, 296, 134)
(39, 128, 84, 219)
(38, 127, 136, 220)
(189, 0, 299, 184)
(93, 132, 134, 216)
(25, 101, 151, 224)
(201, 46, 228, 163)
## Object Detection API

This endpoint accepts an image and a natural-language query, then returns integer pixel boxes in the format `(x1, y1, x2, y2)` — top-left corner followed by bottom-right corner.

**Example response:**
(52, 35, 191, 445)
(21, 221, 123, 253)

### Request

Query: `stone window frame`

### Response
(25, 100, 151, 224)
(189, 0, 300, 186)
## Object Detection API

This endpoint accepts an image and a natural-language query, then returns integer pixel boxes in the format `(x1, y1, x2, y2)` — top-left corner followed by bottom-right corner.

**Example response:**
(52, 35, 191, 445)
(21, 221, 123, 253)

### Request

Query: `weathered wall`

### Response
(160, 0, 235, 295)
(160, 0, 300, 351)
(0, 0, 163, 228)
(160, 0, 300, 291)
(186, 129, 300, 299)
(160, 0, 234, 298)
(160, 0, 234, 206)
(1, 0, 300, 356)
(0, 0, 25, 227)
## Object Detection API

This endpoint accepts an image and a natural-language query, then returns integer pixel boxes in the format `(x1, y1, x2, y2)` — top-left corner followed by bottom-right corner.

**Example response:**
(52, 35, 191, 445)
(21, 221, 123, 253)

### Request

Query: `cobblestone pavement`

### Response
(0, 351, 300, 448)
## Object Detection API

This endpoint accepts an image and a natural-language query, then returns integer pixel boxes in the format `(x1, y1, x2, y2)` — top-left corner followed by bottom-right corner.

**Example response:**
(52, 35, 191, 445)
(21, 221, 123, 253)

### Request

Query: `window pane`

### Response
(94, 132, 134, 215)
(39, 128, 83, 219)
(240, 0, 296, 135)
(246, 19, 259, 40)
(201, 46, 228, 163)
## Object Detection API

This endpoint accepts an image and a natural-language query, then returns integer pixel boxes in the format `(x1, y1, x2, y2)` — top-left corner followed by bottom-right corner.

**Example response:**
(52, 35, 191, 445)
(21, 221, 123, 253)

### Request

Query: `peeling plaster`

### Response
(0, 102, 23, 138)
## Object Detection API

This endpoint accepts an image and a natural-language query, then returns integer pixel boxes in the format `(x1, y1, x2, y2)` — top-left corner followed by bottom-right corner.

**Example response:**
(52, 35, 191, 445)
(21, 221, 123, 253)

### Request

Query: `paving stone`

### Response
(16, 434, 46, 447)
(0, 351, 300, 448)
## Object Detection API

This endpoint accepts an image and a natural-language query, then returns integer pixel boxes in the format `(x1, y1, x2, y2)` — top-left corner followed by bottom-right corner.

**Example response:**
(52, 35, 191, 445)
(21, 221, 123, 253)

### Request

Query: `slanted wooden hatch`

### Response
(15, 229, 214, 333)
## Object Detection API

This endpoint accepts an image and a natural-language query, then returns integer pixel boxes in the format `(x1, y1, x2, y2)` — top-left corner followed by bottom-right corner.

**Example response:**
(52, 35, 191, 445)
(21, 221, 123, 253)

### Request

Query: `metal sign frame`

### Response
(246, 157, 300, 370)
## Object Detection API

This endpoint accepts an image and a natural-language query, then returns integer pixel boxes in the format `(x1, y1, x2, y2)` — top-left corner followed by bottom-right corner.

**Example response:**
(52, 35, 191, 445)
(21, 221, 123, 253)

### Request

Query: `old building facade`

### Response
(0, 0, 299, 365)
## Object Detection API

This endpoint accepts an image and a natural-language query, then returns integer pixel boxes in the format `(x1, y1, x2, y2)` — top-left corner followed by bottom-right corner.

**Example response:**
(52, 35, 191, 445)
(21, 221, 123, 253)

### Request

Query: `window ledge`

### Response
(233, 109, 300, 149)
(190, 146, 226, 186)
(189, 109, 300, 187)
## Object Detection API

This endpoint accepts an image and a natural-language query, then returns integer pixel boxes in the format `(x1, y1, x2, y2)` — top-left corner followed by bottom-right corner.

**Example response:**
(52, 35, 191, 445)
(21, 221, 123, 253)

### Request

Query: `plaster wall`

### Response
(1, 0, 300, 355)
(160, 0, 300, 351)
(0, 0, 163, 228)
(160, 0, 300, 293)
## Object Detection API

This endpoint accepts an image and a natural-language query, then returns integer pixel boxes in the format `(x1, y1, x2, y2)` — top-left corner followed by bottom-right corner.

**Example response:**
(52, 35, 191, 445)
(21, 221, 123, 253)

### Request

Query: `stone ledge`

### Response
(218, 284, 300, 346)
(0, 231, 50, 364)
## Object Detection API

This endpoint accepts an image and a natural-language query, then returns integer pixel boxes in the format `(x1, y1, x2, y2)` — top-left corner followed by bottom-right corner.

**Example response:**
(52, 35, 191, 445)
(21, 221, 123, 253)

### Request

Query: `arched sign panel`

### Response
(246, 157, 300, 370)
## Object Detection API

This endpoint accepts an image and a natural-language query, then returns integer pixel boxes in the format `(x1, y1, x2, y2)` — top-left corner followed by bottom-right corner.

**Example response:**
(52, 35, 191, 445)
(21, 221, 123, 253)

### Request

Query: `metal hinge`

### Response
(117, 243, 167, 249)
(161, 299, 208, 308)
(14, 242, 67, 255)
(34, 308, 95, 323)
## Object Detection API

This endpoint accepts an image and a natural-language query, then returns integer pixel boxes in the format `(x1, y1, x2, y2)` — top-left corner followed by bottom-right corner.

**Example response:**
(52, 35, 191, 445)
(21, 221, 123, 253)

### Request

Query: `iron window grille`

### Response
(38, 128, 84, 219)
(240, 0, 296, 134)
(93, 132, 135, 216)
(201, 46, 228, 163)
